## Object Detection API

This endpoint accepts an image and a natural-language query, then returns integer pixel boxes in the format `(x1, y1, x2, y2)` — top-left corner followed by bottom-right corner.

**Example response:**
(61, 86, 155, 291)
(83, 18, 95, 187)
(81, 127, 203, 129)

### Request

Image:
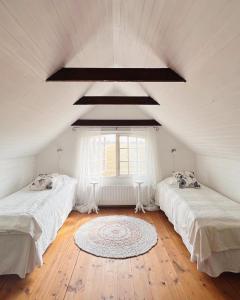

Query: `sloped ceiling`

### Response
(0, 0, 240, 160)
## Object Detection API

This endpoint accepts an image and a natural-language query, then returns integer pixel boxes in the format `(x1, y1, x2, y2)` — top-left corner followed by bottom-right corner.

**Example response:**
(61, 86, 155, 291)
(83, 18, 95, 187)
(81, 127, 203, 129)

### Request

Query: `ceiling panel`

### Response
(0, 0, 240, 161)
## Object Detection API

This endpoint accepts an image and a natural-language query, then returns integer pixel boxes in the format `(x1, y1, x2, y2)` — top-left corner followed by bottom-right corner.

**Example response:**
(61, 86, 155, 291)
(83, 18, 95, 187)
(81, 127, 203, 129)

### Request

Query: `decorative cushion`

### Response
(179, 176, 201, 189)
(184, 170, 195, 179)
(172, 170, 200, 189)
(28, 174, 58, 191)
(172, 171, 185, 183)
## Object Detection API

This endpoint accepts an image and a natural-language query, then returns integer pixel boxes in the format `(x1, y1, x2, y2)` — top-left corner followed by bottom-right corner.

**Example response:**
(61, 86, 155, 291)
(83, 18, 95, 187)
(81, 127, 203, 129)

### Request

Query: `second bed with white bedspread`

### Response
(156, 178, 240, 277)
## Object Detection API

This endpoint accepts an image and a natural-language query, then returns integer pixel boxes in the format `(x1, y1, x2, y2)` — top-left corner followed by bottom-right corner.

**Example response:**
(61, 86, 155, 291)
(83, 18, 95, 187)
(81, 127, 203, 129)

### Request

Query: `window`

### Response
(102, 134, 116, 177)
(102, 133, 145, 177)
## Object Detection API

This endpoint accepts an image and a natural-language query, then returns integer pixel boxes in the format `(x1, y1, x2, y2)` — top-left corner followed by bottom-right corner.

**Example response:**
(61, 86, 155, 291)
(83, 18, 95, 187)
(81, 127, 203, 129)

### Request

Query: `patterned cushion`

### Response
(172, 171, 185, 183)
(172, 171, 201, 189)
(28, 174, 54, 191)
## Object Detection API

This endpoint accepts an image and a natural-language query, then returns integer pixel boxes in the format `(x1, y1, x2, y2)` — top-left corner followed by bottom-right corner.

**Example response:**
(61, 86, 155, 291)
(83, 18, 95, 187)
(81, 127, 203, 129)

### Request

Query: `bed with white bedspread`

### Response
(156, 177, 240, 277)
(0, 175, 77, 278)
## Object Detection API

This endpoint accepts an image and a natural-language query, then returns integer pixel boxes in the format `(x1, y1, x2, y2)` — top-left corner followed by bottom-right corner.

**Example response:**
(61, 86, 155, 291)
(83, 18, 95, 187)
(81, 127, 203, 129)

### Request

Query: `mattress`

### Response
(155, 177, 240, 277)
(0, 175, 77, 277)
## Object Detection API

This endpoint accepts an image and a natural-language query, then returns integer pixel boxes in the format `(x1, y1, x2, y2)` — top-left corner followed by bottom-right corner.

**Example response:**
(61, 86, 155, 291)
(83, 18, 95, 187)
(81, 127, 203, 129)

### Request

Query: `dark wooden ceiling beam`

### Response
(47, 68, 186, 82)
(74, 96, 160, 105)
(71, 119, 161, 127)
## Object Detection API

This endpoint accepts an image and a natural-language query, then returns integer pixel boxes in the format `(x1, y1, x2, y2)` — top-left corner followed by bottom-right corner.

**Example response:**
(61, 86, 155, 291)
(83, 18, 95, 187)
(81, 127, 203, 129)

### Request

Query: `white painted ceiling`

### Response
(0, 0, 240, 160)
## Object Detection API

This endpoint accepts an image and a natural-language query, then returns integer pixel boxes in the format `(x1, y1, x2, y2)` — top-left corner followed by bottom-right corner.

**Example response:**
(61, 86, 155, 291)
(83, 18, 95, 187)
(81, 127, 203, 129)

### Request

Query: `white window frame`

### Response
(102, 132, 144, 178)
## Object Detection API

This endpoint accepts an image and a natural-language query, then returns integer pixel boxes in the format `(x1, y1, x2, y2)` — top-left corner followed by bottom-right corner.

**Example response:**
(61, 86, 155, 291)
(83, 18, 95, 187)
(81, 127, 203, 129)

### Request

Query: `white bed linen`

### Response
(0, 175, 77, 278)
(155, 178, 240, 277)
(0, 233, 36, 277)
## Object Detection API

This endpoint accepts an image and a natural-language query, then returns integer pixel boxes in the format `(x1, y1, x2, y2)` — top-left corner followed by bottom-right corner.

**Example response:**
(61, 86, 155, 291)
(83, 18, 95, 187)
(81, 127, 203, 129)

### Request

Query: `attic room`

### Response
(0, 0, 240, 299)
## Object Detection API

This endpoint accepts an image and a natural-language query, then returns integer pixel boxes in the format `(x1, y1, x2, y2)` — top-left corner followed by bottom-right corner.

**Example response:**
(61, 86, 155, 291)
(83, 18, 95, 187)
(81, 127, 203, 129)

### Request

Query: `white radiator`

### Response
(98, 185, 136, 206)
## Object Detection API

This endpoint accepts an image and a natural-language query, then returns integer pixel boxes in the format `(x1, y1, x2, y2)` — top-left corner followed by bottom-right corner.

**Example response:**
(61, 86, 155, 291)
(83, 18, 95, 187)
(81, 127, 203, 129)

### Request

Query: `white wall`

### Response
(36, 128, 78, 177)
(36, 126, 196, 179)
(0, 156, 36, 199)
(196, 155, 240, 203)
(157, 128, 196, 179)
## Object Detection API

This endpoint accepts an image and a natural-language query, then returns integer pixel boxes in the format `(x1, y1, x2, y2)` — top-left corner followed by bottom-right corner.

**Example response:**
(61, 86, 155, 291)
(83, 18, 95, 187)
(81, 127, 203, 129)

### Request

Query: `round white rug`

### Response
(74, 215, 158, 258)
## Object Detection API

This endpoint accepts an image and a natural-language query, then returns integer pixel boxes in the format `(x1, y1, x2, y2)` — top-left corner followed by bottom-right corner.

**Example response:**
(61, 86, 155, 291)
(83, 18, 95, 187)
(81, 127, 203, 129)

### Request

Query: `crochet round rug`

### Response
(74, 215, 158, 258)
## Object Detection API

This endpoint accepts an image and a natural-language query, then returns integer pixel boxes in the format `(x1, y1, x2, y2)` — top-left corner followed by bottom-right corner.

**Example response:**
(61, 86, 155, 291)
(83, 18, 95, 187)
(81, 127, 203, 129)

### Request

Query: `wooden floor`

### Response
(0, 209, 240, 300)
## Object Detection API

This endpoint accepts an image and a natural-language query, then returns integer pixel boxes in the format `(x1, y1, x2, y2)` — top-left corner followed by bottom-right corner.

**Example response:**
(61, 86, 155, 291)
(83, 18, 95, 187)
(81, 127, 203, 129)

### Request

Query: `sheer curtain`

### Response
(74, 127, 161, 212)
(74, 129, 104, 213)
(145, 127, 162, 203)
(132, 127, 162, 206)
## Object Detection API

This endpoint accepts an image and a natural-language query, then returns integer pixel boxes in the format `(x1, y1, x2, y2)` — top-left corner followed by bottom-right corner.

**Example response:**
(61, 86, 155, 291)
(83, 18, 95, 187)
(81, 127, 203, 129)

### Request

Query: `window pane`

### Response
(120, 135, 128, 148)
(120, 162, 128, 175)
(129, 162, 136, 174)
(101, 133, 146, 178)
(120, 148, 128, 161)
(102, 134, 116, 177)
(138, 138, 146, 161)
(129, 148, 137, 162)
(129, 136, 137, 148)
(138, 148, 145, 161)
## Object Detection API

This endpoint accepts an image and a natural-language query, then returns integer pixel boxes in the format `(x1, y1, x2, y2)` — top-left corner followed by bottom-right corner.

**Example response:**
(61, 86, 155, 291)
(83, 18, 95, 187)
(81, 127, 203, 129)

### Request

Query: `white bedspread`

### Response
(0, 175, 77, 277)
(156, 178, 240, 275)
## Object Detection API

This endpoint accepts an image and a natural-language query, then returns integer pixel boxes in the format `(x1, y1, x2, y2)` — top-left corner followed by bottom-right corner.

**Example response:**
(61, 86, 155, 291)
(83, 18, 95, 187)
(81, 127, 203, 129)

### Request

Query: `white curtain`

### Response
(74, 129, 104, 213)
(132, 127, 162, 206)
(74, 127, 161, 212)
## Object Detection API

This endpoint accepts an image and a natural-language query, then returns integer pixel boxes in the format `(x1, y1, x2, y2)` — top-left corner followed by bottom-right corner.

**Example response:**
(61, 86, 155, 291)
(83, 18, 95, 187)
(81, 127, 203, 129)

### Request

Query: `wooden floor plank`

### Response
(117, 258, 135, 300)
(142, 213, 187, 300)
(130, 255, 153, 300)
(100, 258, 119, 300)
(64, 251, 93, 300)
(0, 209, 240, 300)
(152, 212, 233, 300)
